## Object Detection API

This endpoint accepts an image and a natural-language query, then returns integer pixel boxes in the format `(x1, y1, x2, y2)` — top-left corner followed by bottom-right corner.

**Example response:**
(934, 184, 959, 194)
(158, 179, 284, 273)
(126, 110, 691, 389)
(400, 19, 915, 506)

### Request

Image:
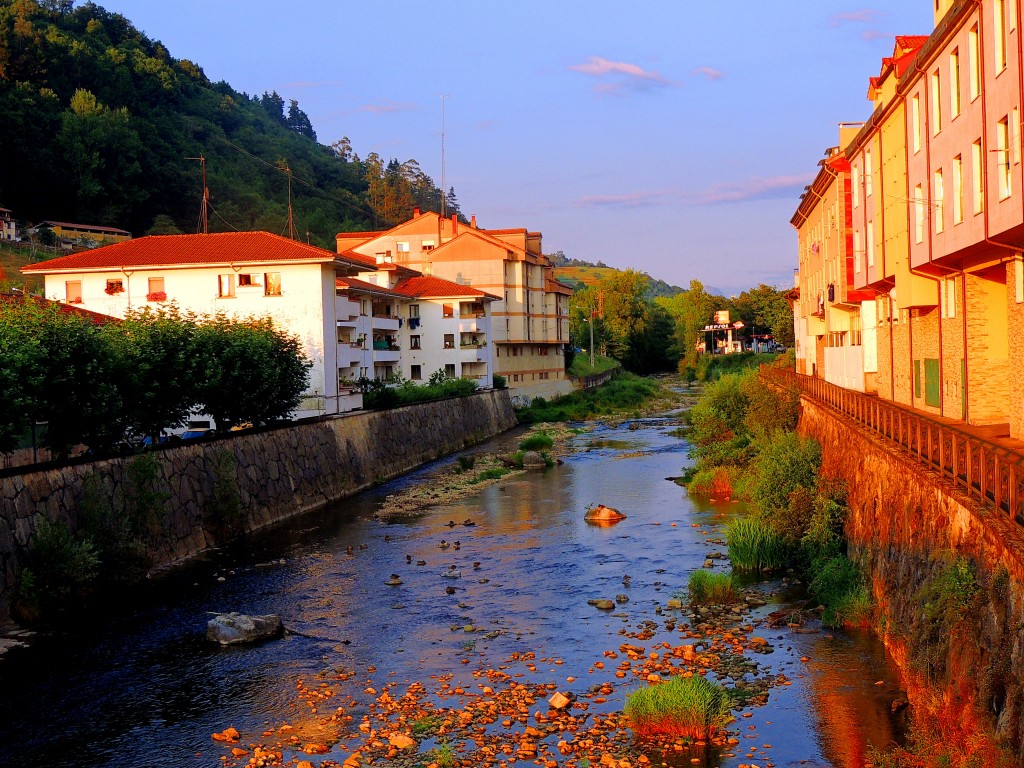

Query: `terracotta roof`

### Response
(393, 276, 499, 300)
(0, 293, 118, 326)
(335, 276, 404, 297)
(339, 248, 379, 268)
(894, 35, 929, 52)
(37, 220, 130, 235)
(22, 232, 369, 273)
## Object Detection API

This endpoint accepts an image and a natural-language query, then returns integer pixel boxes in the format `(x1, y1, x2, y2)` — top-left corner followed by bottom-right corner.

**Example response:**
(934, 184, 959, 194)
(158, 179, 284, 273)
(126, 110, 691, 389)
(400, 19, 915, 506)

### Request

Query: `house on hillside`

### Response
(30, 220, 131, 247)
(0, 208, 17, 241)
(337, 210, 572, 398)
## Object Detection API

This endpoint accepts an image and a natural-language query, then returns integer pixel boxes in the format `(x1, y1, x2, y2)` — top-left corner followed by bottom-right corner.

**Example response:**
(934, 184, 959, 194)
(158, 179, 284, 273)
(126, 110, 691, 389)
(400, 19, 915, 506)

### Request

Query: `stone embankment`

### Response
(799, 397, 1024, 759)
(0, 390, 517, 623)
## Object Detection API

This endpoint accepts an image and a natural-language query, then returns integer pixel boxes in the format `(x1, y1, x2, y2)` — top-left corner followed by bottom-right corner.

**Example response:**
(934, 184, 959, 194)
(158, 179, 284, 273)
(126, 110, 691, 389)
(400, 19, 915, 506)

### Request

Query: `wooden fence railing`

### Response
(762, 366, 1024, 526)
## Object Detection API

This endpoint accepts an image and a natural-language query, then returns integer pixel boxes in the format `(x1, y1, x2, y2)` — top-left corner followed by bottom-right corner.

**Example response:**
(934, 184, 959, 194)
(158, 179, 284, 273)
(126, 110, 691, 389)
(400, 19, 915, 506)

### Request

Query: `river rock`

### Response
(206, 613, 283, 645)
(584, 504, 627, 523)
(388, 733, 417, 750)
(521, 451, 547, 468)
(588, 599, 615, 610)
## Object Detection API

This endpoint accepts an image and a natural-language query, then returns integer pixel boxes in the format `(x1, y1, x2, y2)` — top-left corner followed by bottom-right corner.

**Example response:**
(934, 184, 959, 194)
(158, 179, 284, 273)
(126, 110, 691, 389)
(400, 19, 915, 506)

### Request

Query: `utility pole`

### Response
(186, 155, 209, 234)
(589, 314, 595, 369)
(285, 163, 295, 240)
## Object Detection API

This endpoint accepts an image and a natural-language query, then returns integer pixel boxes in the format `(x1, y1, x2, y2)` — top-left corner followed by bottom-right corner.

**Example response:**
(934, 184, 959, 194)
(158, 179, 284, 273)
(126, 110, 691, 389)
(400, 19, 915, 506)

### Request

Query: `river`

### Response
(0, 410, 906, 768)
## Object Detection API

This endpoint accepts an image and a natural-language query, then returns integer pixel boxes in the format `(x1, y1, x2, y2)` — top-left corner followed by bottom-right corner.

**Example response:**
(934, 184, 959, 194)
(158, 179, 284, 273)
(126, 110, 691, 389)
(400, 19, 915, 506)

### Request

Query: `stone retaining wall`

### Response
(0, 390, 517, 624)
(799, 397, 1024, 757)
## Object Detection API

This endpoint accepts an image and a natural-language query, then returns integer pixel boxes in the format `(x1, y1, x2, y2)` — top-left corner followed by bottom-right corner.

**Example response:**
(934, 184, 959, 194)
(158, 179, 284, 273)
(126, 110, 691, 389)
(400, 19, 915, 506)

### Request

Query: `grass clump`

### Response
(425, 738, 456, 768)
(410, 714, 441, 737)
(568, 353, 620, 378)
(726, 517, 788, 571)
(624, 674, 731, 741)
(686, 570, 736, 605)
(519, 432, 553, 451)
(472, 467, 509, 484)
(456, 455, 476, 471)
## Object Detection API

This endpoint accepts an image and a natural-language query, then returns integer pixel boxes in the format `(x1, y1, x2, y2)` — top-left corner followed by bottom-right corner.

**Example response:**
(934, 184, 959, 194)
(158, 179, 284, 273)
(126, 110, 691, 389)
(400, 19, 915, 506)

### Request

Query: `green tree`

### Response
(656, 279, 718, 365)
(727, 284, 794, 347)
(194, 315, 311, 430)
(0, 295, 45, 453)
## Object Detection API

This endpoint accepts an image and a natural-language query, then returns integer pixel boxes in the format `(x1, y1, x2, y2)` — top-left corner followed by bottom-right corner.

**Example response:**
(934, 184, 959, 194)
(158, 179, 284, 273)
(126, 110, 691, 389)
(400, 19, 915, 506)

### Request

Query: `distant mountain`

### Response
(0, 0, 462, 249)
(549, 252, 684, 298)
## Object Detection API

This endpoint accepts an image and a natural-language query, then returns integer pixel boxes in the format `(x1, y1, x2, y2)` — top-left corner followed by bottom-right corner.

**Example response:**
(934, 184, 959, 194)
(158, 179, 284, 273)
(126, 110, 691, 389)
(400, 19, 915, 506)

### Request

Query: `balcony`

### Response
(337, 342, 364, 368)
(372, 314, 400, 332)
(336, 296, 360, 321)
(460, 344, 487, 362)
(458, 319, 484, 333)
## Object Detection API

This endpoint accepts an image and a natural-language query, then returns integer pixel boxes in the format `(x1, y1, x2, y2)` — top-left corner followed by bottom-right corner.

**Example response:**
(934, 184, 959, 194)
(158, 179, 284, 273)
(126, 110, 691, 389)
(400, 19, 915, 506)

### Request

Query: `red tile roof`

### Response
(336, 276, 404, 297)
(339, 248, 379, 268)
(22, 232, 368, 273)
(393, 276, 499, 300)
(0, 293, 118, 325)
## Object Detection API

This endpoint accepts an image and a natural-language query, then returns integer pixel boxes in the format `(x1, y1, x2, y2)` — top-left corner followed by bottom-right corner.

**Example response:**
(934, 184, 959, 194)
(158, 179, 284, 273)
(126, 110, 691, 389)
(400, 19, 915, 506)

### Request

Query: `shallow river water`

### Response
(0, 414, 906, 768)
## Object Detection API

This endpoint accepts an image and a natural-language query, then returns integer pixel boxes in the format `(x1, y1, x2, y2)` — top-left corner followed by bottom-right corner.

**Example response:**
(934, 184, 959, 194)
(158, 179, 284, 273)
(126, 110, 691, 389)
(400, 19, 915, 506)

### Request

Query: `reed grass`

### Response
(726, 517, 788, 571)
(624, 674, 731, 741)
(687, 570, 736, 605)
(519, 432, 553, 451)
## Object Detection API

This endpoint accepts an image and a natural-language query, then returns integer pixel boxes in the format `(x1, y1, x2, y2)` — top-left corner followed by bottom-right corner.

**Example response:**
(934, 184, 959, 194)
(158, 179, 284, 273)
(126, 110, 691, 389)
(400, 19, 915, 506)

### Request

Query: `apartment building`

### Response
(337, 210, 573, 398)
(0, 208, 16, 241)
(794, 0, 1024, 438)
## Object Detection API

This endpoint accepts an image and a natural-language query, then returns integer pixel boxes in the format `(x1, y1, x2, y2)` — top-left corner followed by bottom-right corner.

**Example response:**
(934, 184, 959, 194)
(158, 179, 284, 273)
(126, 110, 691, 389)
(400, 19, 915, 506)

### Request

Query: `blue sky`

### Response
(97, 1, 933, 296)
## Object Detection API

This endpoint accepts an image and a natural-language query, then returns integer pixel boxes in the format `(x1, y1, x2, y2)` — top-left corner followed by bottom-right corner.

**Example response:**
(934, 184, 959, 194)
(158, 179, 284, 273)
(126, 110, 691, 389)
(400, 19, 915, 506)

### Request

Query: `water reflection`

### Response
(0, 417, 904, 768)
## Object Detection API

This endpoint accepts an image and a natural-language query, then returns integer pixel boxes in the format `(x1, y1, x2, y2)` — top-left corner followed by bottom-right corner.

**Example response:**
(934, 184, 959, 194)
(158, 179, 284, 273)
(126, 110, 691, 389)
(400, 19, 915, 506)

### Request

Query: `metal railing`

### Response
(762, 366, 1024, 526)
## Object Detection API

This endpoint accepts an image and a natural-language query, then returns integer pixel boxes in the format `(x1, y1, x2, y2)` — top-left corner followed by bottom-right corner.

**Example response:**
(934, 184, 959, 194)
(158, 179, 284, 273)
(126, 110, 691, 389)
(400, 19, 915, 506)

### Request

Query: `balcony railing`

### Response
(762, 366, 1024, 526)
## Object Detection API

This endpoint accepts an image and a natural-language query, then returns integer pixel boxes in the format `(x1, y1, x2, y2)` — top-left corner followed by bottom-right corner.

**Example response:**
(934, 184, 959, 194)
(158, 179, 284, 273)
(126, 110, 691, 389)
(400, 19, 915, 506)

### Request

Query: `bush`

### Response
(687, 570, 736, 605)
(625, 674, 731, 741)
(31, 517, 100, 604)
(457, 455, 476, 471)
(516, 371, 659, 424)
(492, 374, 507, 389)
(747, 431, 821, 515)
(727, 517, 788, 571)
(519, 432, 553, 451)
(685, 466, 739, 499)
(808, 555, 871, 627)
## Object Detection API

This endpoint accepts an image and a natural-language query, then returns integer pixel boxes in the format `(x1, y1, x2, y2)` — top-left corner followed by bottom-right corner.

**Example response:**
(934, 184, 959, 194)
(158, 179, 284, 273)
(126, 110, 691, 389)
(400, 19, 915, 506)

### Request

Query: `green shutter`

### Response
(924, 358, 940, 407)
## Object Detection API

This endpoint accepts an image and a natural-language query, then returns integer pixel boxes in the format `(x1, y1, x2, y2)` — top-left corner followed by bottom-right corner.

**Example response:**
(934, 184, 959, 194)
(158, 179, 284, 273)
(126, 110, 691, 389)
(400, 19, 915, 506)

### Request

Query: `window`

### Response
(853, 231, 862, 273)
(443, 333, 455, 348)
(944, 278, 957, 318)
(912, 95, 922, 153)
(444, 364, 456, 378)
(953, 155, 964, 224)
(934, 169, 944, 232)
(66, 280, 82, 303)
(360, 299, 369, 315)
(972, 139, 985, 213)
(238, 273, 262, 287)
(396, 241, 409, 253)
(409, 303, 420, 318)
(867, 221, 875, 267)
(421, 240, 435, 251)
(1014, 107, 1021, 165)
(998, 117, 1012, 199)
(442, 303, 454, 318)
(852, 165, 861, 208)
(105, 279, 124, 296)
(410, 334, 421, 350)
(930, 69, 941, 134)
(996, 0, 1007, 71)
(264, 272, 281, 296)
(969, 25, 981, 100)
(218, 274, 235, 298)
(914, 184, 925, 243)
(949, 49, 961, 118)
(865, 149, 873, 197)
(147, 276, 166, 302)
(410, 364, 422, 380)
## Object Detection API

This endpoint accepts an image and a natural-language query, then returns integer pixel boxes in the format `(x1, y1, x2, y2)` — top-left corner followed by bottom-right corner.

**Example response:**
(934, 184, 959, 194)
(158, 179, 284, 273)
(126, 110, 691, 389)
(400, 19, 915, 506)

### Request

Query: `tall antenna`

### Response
(186, 154, 209, 234)
(440, 94, 449, 220)
(282, 161, 295, 240)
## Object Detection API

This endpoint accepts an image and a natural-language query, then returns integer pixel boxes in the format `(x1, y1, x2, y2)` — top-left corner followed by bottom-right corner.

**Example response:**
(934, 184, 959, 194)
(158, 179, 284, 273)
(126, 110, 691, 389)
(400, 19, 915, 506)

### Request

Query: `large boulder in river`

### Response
(584, 504, 627, 525)
(206, 613, 283, 645)
(521, 451, 548, 468)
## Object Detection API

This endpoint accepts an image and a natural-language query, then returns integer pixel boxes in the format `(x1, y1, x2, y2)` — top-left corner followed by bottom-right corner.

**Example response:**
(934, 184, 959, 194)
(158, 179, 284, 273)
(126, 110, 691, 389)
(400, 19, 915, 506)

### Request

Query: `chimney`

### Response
(452, 213, 458, 237)
(413, 207, 420, 218)
(470, 214, 477, 229)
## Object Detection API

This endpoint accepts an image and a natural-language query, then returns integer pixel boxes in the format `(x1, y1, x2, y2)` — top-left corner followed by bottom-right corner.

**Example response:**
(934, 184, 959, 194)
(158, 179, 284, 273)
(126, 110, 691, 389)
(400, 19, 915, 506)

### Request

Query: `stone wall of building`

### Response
(0, 390, 517, 623)
(799, 398, 1024, 756)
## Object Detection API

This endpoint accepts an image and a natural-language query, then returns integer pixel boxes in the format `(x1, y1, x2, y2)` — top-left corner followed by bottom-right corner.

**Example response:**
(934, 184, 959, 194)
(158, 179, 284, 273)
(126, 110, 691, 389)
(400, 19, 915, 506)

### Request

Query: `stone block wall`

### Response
(799, 398, 1024, 756)
(0, 390, 517, 624)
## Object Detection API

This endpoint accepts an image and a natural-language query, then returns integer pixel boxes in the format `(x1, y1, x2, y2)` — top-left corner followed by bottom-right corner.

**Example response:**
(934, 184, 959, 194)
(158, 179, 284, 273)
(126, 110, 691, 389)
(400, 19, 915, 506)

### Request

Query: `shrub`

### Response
(727, 517, 788, 571)
(686, 466, 739, 499)
(31, 517, 100, 604)
(473, 467, 509, 483)
(919, 556, 981, 631)
(457, 455, 476, 471)
(809, 555, 871, 627)
(516, 371, 659, 424)
(746, 431, 821, 516)
(687, 570, 736, 605)
(625, 674, 731, 741)
(492, 374, 507, 389)
(519, 432, 553, 451)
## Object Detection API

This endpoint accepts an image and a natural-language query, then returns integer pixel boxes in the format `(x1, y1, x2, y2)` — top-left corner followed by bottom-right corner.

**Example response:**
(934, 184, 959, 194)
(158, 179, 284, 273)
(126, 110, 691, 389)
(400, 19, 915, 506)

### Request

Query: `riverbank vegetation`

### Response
(516, 371, 667, 424)
(681, 363, 869, 627)
(357, 371, 477, 409)
(624, 674, 732, 741)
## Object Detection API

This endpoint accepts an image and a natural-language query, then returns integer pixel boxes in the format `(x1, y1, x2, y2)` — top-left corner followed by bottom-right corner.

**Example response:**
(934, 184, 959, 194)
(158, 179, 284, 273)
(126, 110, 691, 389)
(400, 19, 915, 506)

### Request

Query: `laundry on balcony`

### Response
(409, 317, 421, 330)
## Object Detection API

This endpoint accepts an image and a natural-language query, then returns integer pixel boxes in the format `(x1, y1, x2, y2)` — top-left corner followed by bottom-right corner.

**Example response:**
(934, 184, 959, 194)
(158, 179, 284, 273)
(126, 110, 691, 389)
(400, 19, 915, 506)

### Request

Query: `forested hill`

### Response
(549, 252, 685, 299)
(0, 0, 461, 248)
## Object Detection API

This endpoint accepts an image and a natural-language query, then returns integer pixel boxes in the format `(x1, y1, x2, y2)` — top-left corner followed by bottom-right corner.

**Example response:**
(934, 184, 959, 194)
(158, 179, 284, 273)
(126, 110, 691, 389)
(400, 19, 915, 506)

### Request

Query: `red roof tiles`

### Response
(0, 293, 118, 325)
(22, 231, 367, 273)
(393, 276, 499, 300)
